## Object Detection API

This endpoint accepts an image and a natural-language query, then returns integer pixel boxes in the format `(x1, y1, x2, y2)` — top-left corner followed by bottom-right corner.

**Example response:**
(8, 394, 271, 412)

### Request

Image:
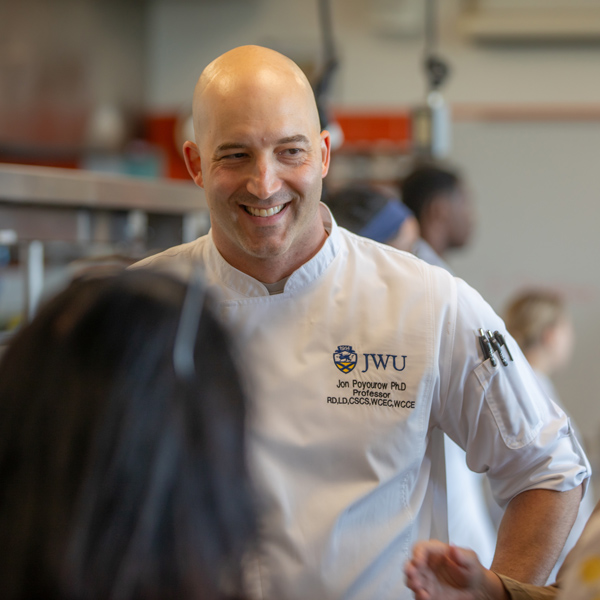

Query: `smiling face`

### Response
(183, 46, 331, 282)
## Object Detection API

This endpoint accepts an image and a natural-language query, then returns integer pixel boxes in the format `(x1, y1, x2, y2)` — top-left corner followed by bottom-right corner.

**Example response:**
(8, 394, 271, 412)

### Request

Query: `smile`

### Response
(244, 204, 285, 217)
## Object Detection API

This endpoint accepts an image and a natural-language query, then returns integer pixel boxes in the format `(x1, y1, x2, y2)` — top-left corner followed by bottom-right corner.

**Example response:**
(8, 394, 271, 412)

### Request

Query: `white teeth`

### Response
(246, 204, 284, 217)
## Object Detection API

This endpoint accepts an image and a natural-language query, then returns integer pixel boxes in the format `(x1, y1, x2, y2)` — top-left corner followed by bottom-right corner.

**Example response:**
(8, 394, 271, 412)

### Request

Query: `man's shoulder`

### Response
(340, 228, 453, 285)
(131, 236, 209, 270)
(340, 227, 417, 263)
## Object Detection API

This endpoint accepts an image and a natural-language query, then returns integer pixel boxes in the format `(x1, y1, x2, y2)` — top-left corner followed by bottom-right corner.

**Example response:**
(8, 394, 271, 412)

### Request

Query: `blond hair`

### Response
(504, 290, 566, 353)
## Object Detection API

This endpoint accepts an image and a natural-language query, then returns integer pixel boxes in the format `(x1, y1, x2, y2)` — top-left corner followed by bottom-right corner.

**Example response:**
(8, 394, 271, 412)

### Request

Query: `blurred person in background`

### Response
(324, 181, 419, 252)
(0, 269, 255, 600)
(504, 288, 595, 583)
(504, 290, 575, 404)
(399, 161, 474, 272)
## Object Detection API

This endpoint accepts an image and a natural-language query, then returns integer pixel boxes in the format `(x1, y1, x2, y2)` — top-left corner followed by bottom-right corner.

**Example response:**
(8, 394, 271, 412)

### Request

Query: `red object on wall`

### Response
(333, 110, 412, 147)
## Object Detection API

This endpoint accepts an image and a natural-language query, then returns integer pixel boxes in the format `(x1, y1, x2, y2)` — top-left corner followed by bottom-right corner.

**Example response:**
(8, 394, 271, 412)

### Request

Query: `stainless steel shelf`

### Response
(0, 163, 210, 329)
(0, 162, 206, 213)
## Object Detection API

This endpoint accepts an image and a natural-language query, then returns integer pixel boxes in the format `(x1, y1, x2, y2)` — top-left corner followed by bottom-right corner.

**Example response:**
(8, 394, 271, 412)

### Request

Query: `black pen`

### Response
(487, 330, 508, 367)
(478, 328, 497, 367)
(494, 331, 514, 362)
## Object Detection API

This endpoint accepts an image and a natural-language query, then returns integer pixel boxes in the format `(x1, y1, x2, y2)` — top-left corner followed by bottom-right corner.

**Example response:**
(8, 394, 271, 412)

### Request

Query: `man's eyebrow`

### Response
(278, 135, 310, 145)
(215, 135, 310, 153)
(215, 142, 248, 153)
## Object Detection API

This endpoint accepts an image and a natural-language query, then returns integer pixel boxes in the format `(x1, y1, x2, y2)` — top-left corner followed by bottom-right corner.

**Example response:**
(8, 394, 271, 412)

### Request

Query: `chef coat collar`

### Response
(204, 203, 341, 297)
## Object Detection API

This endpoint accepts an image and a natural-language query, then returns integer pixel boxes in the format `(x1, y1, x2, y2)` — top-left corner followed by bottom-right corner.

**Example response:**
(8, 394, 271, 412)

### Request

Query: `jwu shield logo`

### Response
(333, 345, 358, 374)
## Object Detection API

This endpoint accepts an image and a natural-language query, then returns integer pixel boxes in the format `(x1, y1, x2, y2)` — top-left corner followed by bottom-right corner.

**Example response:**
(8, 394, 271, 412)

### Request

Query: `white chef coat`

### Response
(134, 205, 591, 600)
(412, 235, 500, 568)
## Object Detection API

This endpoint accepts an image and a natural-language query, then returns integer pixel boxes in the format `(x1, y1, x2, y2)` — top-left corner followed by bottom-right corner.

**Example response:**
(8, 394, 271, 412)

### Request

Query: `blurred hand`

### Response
(404, 540, 506, 600)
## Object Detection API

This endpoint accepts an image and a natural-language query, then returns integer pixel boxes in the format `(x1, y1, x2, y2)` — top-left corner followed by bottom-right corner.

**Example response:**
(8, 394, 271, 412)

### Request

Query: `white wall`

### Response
(146, 0, 600, 110)
(146, 0, 324, 112)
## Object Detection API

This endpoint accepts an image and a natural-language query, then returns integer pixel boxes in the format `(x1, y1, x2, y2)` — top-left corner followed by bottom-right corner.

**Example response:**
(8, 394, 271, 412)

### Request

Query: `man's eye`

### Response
(282, 148, 302, 156)
(223, 152, 247, 159)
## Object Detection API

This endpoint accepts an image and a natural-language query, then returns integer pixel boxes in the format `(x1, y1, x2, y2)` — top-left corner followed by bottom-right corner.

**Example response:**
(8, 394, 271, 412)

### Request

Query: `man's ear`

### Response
(320, 130, 331, 178)
(183, 141, 204, 188)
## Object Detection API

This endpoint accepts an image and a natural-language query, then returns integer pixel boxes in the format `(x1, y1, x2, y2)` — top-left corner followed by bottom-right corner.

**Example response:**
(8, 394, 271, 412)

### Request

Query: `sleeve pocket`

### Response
(473, 360, 543, 450)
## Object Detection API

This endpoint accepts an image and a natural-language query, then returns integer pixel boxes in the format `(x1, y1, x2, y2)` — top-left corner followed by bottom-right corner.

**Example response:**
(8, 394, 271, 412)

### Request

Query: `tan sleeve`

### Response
(496, 573, 559, 600)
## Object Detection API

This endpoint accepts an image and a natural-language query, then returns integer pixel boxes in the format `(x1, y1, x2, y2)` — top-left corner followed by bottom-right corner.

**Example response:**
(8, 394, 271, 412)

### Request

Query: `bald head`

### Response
(181, 45, 331, 283)
(192, 45, 321, 143)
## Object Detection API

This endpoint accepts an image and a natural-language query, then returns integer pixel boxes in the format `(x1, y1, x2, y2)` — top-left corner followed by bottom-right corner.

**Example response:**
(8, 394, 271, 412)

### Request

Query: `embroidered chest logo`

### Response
(333, 345, 358, 373)
(333, 345, 408, 374)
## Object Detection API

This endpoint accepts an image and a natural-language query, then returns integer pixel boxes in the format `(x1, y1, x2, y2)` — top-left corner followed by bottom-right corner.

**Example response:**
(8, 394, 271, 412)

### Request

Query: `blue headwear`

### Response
(358, 198, 413, 244)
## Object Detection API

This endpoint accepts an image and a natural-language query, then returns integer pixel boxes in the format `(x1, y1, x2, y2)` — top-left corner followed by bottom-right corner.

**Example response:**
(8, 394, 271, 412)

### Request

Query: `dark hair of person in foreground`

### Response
(0, 269, 255, 600)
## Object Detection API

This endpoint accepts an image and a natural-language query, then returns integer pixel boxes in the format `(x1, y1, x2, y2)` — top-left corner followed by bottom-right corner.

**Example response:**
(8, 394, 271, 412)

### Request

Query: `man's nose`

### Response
(246, 157, 282, 199)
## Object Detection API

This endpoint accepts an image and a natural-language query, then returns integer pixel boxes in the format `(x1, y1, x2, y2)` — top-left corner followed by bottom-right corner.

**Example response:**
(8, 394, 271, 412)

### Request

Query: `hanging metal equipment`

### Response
(412, 0, 452, 158)
(313, 0, 339, 131)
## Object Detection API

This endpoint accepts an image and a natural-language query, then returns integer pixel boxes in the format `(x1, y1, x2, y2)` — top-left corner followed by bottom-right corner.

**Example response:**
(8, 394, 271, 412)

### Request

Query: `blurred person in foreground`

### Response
(324, 182, 420, 252)
(504, 289, 595, 583)
(399, 161, 474, 273)
(133, 44, 590, 599)
(0, 269, 255, 600)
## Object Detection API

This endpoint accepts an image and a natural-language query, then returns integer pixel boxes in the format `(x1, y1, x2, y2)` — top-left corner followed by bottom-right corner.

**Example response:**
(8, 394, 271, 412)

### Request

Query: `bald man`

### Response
(133, 46, 590, 600)
(183, 44, 329, 285)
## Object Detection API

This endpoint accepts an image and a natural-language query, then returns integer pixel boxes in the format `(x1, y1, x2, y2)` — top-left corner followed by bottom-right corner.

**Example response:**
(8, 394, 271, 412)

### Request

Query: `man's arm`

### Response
(491, 486, 582, 585)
